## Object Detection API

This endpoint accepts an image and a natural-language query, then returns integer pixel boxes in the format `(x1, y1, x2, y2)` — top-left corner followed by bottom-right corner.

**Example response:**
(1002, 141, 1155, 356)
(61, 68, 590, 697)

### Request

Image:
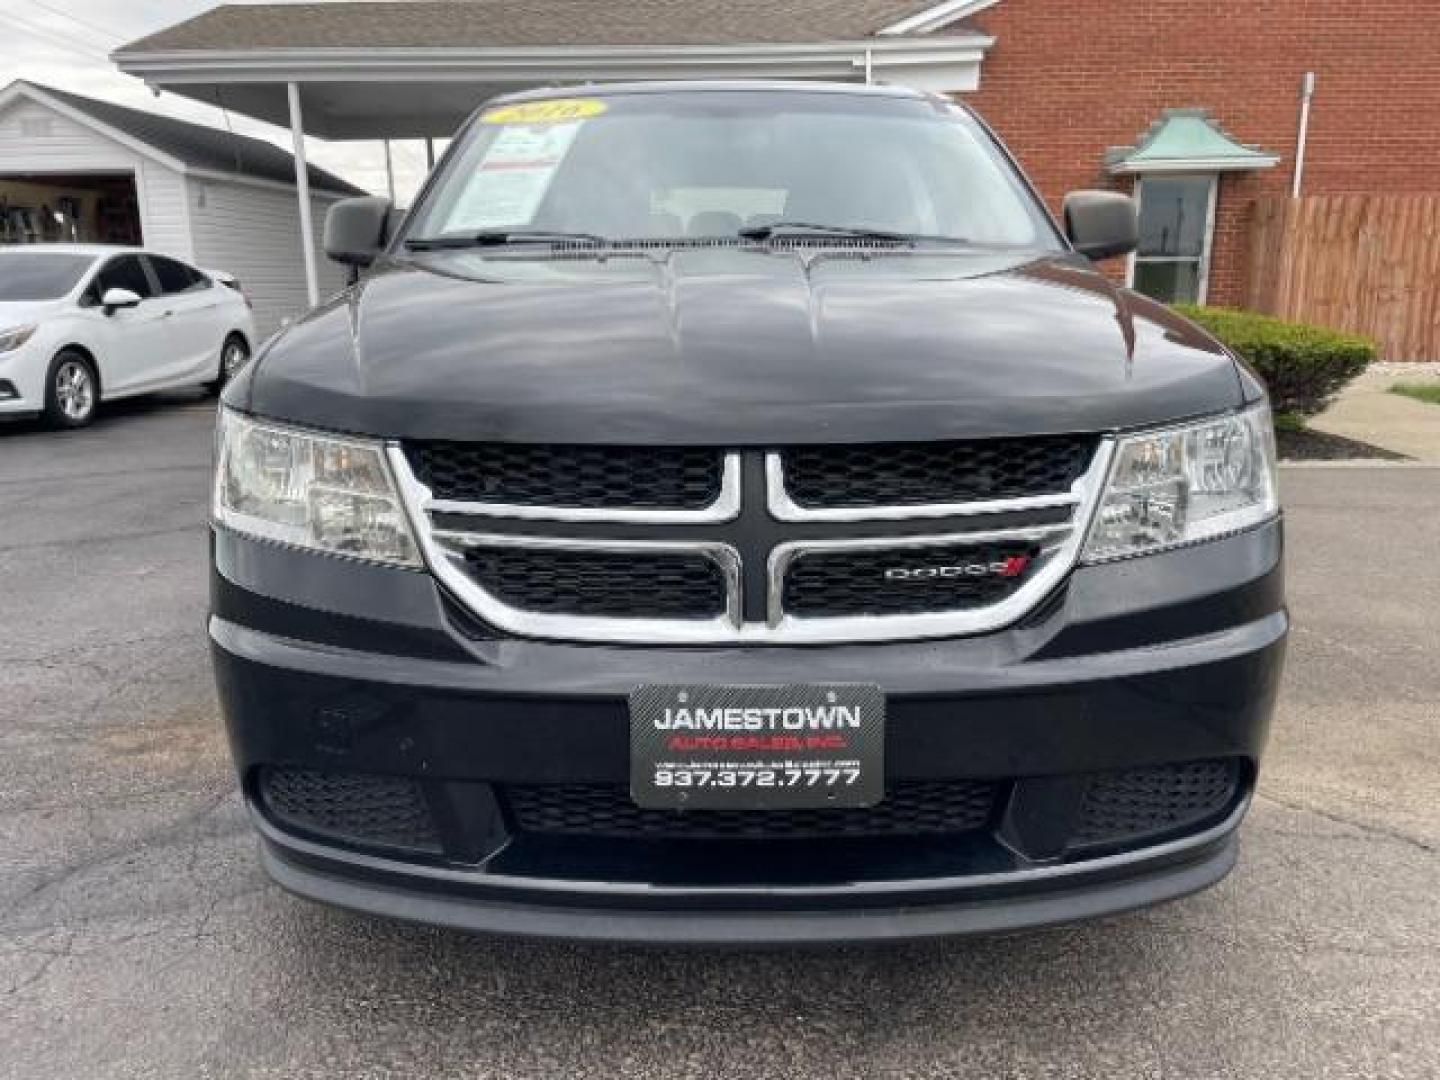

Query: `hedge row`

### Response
(1173, 304, 1375, 418)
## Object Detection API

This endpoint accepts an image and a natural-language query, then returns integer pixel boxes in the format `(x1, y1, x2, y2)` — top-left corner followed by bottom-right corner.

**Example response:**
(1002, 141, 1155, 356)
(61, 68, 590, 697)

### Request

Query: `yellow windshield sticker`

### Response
(481, 99, 608, 125)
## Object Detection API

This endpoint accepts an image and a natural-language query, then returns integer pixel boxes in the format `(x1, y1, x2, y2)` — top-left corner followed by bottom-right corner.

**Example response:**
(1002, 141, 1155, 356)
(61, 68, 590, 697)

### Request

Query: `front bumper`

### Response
(211, 520, 1286, 942)
(0, 353, 41, 415)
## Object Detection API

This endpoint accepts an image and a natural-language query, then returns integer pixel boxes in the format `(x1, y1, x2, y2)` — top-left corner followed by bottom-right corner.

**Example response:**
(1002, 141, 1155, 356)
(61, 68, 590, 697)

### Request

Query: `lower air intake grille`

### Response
(458, 546, 728, 619)
(782, 435, 1096, 509)
(503, 780, 1000, 840)
(405, 441, 724, 509)
(783, 541, 1039, 617)
(258, 767, 440, 853)
(1071, 759, 1241, 850)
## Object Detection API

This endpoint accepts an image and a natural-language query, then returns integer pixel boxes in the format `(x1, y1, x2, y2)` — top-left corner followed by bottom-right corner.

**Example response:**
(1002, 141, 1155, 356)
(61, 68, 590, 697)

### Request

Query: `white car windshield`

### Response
(0, 252, 94, 300)
(404, 90, 1060, 249)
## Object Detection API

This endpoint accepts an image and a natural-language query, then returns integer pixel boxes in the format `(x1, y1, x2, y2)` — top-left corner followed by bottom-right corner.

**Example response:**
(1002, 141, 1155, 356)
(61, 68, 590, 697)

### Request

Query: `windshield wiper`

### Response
(404, 229, 609, 250)
(737, 221, 975, 245)
(737, 221, 913, 242)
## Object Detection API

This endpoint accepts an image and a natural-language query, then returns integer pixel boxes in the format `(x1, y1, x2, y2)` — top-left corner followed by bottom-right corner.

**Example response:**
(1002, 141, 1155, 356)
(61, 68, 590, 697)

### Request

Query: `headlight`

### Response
(213, 408, 419, 566)
(0, 325, 37, 353)
(1082, 402, 1278, 562)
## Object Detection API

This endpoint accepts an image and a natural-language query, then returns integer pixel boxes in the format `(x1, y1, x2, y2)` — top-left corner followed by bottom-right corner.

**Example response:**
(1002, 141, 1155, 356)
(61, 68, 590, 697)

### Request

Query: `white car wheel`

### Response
(44, 352, 98, 429)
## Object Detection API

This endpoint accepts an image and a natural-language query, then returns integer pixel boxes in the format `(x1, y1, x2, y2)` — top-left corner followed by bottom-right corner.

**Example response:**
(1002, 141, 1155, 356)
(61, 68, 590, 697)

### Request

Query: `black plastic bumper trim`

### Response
(252, 791, 1247, 897)
(259, 825, 1239, 944)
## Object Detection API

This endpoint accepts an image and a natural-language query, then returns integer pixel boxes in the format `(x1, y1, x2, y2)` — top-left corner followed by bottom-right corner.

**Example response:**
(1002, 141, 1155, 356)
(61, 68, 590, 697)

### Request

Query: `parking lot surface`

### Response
(2, 398, 1437, 1079)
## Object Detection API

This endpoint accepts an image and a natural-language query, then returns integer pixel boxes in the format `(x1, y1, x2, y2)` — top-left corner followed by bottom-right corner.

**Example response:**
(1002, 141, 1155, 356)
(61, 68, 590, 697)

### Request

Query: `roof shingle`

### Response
(118, 1, 948, 52)
(19, 82, 364, 196)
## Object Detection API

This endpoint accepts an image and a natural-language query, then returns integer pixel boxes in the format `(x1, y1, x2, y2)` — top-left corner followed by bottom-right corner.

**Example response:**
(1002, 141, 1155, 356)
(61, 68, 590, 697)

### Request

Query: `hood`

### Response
(0, 299, 62, 327)
(242, 248, 1246, 444)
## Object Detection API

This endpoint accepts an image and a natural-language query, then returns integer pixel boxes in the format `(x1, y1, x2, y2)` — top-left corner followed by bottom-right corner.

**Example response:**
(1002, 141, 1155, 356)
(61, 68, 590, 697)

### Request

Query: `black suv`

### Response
(211, 82, 1285, 942)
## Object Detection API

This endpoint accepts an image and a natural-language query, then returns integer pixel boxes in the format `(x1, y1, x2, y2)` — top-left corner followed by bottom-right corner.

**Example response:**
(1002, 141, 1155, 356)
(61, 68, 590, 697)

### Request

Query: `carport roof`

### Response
(117, 0, 976, 51)
(112, 1, 998, 138)
(3, 80, 364, 196)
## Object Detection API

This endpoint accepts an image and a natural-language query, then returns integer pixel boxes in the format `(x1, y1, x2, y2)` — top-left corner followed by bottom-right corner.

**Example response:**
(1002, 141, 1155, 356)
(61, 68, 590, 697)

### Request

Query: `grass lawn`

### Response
(1390, 383, 1440, 406)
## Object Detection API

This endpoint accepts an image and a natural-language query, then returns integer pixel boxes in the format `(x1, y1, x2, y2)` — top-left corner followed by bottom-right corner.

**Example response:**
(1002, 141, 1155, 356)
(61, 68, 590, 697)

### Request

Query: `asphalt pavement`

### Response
(1, 396, 1437, 1079)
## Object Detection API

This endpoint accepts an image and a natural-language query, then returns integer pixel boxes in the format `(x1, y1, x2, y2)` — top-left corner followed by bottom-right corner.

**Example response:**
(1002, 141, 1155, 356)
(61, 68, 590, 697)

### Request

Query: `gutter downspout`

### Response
(1292, 71, 1316, 199)
(286, 81, 320, 307)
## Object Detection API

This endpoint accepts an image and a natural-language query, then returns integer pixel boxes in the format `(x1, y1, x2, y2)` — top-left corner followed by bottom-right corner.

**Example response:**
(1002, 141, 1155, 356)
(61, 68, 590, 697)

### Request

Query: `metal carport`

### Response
(112, 0, 998, 305)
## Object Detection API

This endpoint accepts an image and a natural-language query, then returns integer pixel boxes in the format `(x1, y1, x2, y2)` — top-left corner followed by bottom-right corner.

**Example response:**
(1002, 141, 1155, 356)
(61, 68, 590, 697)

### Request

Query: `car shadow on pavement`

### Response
(262, 890, 1203, 1070)
(0, 389, 213, 437)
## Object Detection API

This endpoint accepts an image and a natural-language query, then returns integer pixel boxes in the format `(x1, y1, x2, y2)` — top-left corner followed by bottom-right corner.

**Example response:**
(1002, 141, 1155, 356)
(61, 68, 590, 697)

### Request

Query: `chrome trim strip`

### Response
(390, 446, 742, 644)
(766, 523, 1074, 641)
(430, 528, 743, 636)
(421, 452, 741, 524)
(387, 440, 1116, 646)
(753, 441, 1114, 645)
(765, 448, 1091, 522)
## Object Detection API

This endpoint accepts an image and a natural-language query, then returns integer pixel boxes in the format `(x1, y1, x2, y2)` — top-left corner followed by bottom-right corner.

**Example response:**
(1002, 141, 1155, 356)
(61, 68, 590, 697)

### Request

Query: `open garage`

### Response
(0, 171, 141, 245)
(0, 80, 359, 334)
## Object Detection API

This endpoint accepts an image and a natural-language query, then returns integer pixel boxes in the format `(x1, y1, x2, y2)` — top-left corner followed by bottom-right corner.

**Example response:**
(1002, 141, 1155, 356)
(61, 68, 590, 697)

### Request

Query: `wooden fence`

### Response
(1246, 194, 1440, 361)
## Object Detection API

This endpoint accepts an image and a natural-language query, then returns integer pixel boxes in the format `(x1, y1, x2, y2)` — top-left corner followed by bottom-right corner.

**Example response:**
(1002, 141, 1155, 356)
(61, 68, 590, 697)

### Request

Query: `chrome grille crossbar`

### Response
(387, 440, 1114, 645)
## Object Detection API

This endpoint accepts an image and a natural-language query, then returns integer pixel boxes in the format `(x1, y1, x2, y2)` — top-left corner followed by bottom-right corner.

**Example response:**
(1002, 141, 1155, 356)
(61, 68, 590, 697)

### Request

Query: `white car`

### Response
(0, 244, 257, 428)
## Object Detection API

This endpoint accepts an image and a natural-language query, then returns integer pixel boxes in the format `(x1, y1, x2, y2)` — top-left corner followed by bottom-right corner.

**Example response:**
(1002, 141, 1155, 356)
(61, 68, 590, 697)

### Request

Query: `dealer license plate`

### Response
(629, 684, 885, 810)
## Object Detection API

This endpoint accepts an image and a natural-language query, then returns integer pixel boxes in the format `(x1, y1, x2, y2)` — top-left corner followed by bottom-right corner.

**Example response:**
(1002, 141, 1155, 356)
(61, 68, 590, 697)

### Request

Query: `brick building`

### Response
(115, 0, 1440, 314)
(963, 0, 1440, 306)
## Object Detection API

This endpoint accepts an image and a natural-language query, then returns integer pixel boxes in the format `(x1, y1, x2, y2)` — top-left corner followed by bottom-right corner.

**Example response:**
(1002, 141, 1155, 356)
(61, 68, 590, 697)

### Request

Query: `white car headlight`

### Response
(0, 324, 37, 354)
(213, 408, 419, 566)
(1083, 402, 1279, 563)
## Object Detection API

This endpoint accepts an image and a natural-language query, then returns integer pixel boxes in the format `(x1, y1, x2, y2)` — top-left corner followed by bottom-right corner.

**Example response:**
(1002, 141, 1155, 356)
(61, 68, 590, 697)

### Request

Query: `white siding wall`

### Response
(187, 176, 348, 338)
(0, 98, 193, 259)
(135, 162, 192, 259)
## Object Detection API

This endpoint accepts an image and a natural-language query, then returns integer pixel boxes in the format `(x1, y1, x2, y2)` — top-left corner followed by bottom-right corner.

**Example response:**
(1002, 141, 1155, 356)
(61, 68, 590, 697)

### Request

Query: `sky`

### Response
(0, 0, 434, 202)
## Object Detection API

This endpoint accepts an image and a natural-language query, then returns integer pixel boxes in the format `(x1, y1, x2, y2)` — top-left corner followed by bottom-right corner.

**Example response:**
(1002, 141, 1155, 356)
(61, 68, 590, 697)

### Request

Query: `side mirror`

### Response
(1062, 191, 1139, 260)
(324, 196, 393, 273)
(101, 287, 142, 314)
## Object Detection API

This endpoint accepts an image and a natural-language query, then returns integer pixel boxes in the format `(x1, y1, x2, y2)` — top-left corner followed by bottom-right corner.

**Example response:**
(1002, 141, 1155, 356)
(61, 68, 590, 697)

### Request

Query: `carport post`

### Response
(286, 81, 320, 308)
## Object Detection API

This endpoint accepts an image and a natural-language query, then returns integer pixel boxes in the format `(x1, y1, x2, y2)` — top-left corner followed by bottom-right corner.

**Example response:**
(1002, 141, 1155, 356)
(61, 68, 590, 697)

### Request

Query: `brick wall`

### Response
(962, 0, 1440, 305)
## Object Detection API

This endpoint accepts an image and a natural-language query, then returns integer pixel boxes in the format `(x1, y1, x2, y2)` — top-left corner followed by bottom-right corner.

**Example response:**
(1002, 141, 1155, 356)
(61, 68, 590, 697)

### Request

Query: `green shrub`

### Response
(1173, 304, 1374, 418)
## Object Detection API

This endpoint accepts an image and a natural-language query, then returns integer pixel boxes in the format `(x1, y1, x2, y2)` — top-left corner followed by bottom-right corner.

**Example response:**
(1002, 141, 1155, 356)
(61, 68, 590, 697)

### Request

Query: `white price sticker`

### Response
(448, 121, 582, 230)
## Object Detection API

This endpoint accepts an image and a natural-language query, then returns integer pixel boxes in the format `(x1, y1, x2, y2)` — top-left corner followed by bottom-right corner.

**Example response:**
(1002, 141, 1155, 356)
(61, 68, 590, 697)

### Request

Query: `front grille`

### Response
(783, 541, 1039, 617)
(1071, 759, 1241, 849)
(399, 434, 1108, 644)
(257, 767, 440, 853)
(458, 546, 728, 619)
(503, 780, 1000, 840)
(781, 435, 1096, 509)
(405, 441, 724, 509)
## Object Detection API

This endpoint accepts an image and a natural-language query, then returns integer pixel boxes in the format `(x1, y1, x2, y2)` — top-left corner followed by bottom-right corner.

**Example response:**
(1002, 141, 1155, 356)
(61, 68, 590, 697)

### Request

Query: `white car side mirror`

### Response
(101, 287, 142, 313)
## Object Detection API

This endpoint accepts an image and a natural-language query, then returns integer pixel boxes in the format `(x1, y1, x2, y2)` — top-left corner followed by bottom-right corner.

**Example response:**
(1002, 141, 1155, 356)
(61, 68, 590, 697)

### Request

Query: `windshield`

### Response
(404, 91, 1059, 248)
(0, 252, 93, 301)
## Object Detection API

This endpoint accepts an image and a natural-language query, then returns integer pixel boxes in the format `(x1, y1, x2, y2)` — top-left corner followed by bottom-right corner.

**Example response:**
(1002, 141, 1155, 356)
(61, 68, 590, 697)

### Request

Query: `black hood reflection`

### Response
(244, 248, 1243, 443)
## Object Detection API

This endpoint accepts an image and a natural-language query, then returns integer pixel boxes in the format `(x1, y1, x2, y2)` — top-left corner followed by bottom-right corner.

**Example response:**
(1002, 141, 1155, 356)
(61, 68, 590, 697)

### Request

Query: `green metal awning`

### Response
(1106, 108, 1280, 174)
